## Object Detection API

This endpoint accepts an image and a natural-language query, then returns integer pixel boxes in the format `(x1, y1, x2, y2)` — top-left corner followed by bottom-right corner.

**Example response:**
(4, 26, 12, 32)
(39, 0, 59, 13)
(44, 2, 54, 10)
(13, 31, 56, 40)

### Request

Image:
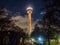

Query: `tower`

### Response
(27, 7, 33, 36)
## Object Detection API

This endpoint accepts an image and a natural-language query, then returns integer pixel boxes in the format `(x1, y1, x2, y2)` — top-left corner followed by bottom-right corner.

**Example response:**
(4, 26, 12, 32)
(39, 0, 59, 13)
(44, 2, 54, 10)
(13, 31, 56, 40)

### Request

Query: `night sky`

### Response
(0, 0, 45, 20)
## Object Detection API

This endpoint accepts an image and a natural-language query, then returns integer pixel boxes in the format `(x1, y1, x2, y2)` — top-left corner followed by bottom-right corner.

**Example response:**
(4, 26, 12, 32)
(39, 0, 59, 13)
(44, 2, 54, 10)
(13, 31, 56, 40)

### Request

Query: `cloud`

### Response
(40, 11, 46, 15)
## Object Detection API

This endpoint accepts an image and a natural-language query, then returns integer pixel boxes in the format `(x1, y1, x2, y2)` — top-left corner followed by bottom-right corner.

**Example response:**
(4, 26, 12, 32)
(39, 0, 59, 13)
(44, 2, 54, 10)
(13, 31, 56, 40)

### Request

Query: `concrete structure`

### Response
(27, 7, 33, 36)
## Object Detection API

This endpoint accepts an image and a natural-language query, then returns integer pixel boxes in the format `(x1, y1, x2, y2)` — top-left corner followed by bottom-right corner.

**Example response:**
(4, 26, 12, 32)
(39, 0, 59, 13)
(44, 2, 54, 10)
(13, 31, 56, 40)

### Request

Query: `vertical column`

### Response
(28, 13, 32, 36)
(27, 7, 33, 36)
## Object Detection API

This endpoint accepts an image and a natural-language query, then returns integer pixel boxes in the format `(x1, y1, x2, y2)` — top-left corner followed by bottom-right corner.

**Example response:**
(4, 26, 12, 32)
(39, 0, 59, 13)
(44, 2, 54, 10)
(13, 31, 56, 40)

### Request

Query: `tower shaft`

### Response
(28, 13, 32, 36)
(27, 9, 32, 36)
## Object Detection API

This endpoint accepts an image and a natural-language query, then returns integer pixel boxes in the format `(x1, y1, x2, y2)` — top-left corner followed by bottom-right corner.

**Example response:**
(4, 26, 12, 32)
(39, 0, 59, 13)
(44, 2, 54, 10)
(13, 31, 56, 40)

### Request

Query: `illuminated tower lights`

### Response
(27, 6, 33, 36)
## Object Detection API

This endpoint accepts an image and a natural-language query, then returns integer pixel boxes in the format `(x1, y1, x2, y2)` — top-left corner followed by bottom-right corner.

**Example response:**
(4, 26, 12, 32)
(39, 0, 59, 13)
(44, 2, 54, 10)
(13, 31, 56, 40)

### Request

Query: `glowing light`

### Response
(58, 39, 60, 43)
(27, 6, 33, 10)
(38, 37, 43, 41)
(38, 37, 44, 43)
(51, 39, 55, 42)
(31, 38, 35, 41)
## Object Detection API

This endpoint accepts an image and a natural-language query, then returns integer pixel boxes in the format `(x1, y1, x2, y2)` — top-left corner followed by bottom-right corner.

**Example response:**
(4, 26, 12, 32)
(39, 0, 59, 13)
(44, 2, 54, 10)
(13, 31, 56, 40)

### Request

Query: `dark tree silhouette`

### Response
(31, 0, 60, 45)
(43, 0, 60, 45)
(0, 7, 27, 45)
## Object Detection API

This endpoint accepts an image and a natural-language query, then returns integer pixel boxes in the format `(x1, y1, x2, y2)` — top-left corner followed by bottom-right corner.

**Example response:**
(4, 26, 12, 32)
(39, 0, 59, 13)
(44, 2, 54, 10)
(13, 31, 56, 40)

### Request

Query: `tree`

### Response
(0, 7, 27, 45)
(31, 0, 60, 45)
(43, 0, 60, 45)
